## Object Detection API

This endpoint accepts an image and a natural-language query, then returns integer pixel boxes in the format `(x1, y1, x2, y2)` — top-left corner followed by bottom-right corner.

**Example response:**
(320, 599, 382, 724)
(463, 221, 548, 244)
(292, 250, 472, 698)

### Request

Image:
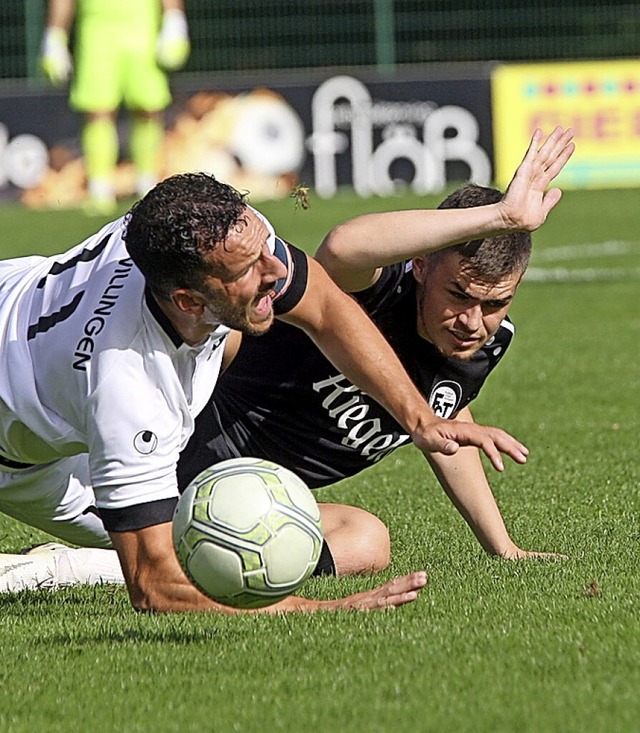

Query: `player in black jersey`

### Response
(178, 128, 574, 576)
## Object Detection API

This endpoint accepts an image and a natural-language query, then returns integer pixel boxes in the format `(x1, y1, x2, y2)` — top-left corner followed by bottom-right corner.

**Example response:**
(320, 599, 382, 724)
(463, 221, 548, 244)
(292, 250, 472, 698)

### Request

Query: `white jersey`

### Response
(0, 217, 229, 512)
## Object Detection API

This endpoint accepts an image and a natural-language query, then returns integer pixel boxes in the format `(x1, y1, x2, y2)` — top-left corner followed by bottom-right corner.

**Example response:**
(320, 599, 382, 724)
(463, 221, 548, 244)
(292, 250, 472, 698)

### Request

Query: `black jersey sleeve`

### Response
(99, 497, 178, 532)
(353, 261, 410, 318)
(271, 238, 309, 315)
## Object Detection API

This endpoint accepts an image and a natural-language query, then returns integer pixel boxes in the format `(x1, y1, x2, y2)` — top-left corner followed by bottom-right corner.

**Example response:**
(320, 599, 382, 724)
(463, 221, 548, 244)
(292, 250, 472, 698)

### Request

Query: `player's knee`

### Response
(319, 503, 391, 576)
(358, 512, 390, 573)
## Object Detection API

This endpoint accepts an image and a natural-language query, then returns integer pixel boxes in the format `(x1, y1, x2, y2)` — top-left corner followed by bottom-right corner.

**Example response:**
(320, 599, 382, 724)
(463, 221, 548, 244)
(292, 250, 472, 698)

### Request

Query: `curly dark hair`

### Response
(433, 184, 531, 279)
(123, 172, 247, 299)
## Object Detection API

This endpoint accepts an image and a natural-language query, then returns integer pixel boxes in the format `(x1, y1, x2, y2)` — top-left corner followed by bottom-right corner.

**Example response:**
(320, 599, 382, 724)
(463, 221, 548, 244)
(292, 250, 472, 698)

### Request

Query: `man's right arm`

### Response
(108, 522, 427, 614)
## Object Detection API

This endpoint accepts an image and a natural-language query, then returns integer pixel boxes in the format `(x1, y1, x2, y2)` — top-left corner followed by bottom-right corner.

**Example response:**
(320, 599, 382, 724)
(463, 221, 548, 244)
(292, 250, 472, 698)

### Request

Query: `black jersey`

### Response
(177, 260, 514, 490)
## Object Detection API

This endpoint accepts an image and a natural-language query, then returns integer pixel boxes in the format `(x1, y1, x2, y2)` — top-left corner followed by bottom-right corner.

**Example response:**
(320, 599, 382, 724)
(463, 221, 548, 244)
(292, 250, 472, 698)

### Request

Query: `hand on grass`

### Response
(334, 571, 428, 611)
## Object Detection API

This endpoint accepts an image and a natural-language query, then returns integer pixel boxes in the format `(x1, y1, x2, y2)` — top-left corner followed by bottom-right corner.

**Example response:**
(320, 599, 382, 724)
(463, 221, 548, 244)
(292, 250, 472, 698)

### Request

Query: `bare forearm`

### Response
(425, 407, 514, 554)
(46, 0, 75, 30)
(109, 523, 425, 614)
(287, 278, 435, 437)
(129, 572, 423, 615)
(110, 526, 312, 613)
(318, 205, 507, 274)
(133, 572, 327, 615)
(426, 446, 518, 555)
(426, 445, 565, 559)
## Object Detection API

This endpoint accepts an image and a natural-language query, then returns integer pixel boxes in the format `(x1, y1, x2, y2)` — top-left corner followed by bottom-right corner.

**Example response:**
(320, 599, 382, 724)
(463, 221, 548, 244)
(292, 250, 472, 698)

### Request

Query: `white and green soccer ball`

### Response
(172, 457, 323, 609)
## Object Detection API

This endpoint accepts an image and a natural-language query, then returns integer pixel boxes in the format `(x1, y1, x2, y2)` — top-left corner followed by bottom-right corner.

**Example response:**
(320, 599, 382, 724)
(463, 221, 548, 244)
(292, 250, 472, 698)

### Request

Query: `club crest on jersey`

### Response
(429, 380, 462, 418)
(133, 430, 158, 455)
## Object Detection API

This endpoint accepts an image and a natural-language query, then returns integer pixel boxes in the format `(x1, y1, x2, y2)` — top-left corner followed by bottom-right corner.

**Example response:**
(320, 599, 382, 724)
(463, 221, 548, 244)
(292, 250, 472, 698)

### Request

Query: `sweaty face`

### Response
(200, 207, 288, 336)
(412, 251, 522, 361)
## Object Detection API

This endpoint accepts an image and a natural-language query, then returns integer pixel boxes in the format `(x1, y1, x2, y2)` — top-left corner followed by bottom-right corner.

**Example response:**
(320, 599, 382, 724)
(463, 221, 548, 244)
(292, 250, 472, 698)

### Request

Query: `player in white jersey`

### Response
(0, 170, 541, 612)
(0, 218, 226, 526)
(0, 127, 575, 597)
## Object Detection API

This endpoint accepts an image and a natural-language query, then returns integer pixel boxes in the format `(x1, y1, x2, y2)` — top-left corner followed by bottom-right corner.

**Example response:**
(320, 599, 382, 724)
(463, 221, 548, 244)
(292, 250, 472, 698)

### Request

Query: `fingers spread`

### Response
(346, 571, 428, 611)
(536, 127, 575, 180)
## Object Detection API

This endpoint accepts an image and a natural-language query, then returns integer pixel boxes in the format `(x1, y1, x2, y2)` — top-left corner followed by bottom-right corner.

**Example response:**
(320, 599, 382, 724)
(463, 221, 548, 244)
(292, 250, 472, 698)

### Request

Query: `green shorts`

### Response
(70, 22, 171, 113)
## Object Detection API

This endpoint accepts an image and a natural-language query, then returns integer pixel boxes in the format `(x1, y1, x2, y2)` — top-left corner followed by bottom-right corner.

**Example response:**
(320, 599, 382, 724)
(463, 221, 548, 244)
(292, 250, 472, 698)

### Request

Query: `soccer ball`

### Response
(172, 457, 323, 609)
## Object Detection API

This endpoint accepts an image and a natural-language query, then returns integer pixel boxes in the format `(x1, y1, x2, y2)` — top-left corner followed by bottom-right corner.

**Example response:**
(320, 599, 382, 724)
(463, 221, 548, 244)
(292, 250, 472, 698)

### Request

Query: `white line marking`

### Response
(533, 240, 638, 263)
(525, 267, 640, 282)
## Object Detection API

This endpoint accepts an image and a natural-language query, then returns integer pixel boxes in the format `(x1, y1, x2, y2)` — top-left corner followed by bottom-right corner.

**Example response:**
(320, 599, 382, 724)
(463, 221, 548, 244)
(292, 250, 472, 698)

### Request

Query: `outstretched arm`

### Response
(108, 522, 426, 613)
(316, 126, 574, 292)
(425, 407, 563, 559)
(279, 257, 528, 471)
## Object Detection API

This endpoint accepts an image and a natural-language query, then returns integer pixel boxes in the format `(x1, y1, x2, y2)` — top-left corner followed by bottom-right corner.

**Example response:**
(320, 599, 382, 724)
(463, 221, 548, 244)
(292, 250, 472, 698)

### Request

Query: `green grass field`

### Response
(0, 187, 639, 733)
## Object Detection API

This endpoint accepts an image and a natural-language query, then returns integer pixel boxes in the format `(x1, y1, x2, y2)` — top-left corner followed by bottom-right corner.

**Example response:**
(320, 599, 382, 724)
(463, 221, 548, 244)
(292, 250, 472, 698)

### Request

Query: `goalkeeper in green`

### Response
(40, 0, 190, 214)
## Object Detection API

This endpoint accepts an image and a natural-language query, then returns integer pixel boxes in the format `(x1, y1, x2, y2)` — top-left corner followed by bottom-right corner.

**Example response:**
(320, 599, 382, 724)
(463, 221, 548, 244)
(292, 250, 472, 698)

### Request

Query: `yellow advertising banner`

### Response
(492, 60, 640, 189)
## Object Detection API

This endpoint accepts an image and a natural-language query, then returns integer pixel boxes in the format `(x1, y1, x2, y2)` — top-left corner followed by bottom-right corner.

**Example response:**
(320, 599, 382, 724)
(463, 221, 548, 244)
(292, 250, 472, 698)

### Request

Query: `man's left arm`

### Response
(425, 406, 563, 558)
(278, 256, 528, 471)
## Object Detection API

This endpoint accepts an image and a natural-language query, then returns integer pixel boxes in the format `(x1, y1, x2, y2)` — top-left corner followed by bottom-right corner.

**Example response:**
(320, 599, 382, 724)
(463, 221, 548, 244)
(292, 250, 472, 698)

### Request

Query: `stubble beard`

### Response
(206, 298, 274, 337)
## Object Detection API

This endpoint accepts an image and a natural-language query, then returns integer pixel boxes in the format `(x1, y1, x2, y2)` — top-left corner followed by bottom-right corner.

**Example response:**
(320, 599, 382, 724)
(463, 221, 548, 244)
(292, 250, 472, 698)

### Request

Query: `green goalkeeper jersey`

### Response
(70, 0, 171, 112)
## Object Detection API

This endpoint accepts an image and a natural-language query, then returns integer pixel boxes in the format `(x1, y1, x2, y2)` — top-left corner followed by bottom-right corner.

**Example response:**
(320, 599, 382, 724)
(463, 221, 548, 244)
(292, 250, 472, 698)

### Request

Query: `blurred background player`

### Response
(40, 0, 190, 214)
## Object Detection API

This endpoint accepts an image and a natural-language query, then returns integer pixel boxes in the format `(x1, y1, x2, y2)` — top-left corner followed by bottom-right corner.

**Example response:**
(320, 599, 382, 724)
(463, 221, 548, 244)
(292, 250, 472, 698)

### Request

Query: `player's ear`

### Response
(412, 256, 428, 285)
(172, 288, 206, 316)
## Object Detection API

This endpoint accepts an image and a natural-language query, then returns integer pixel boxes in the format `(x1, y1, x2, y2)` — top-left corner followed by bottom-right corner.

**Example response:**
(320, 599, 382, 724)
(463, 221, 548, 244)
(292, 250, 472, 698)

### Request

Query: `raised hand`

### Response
(499, 126, 575, 232)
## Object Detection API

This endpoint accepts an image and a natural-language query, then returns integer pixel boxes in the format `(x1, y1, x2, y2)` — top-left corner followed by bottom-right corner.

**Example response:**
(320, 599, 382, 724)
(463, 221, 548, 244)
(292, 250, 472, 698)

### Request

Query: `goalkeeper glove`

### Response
(40, 27, 72, 87)
(157, 9, 190, 71)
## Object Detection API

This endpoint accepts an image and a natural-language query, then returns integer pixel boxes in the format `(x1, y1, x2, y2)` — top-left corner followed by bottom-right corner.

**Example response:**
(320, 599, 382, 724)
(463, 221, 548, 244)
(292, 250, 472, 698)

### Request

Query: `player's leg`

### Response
(317, 503, 391, 577)
(0, 457, 124, 591)
(0, 456, 112, 548)
(81, 111, 119, 213)
(69, 24, 123, 214)
(124, 45, 172, 197)
(129, 110, 165, 197)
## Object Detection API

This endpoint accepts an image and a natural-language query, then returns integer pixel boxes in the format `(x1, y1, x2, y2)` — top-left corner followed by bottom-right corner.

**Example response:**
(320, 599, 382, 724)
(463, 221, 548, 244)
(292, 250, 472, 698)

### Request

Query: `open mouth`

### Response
(253, 293, 273, 317)
(449, 330, 480, 346)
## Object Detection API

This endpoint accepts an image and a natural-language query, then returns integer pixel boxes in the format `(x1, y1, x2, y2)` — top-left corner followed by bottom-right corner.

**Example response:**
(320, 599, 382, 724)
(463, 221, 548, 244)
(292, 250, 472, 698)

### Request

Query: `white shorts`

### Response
(0, 456, 112, 548)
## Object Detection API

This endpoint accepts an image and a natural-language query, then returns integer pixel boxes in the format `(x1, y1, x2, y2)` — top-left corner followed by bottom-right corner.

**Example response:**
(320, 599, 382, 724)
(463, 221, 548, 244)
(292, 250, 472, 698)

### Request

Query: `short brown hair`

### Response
(430, 184, 531, 279)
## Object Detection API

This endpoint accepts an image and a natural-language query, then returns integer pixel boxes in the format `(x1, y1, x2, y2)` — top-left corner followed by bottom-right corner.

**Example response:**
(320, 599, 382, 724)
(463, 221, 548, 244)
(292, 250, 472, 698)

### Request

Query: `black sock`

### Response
(312, 539, 336, 576)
